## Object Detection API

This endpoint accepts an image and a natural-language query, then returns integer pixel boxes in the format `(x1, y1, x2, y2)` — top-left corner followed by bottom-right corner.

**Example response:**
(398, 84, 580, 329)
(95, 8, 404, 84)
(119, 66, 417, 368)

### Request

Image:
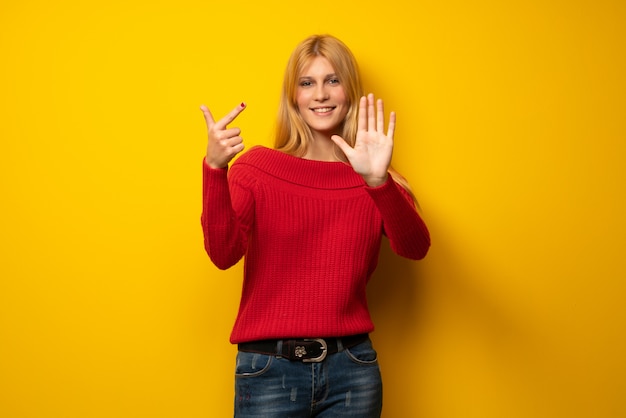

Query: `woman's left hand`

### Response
(331, 93, 395, 187)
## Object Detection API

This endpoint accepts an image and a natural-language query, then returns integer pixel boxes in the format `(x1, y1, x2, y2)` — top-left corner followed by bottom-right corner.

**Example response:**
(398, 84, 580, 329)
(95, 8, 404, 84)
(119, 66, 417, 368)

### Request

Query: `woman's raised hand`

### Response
(201, 102, 246, 169)
(331, 94, 395, 187)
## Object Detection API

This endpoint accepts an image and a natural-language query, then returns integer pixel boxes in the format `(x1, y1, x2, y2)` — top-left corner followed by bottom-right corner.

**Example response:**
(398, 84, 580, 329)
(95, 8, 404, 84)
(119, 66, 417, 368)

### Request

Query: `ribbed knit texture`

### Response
(201, 146, 430, 344)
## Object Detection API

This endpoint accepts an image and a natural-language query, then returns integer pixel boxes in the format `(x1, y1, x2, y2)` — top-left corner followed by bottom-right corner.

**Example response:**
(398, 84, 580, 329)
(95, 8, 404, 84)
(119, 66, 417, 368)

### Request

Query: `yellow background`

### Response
(1, 0, 625, 417)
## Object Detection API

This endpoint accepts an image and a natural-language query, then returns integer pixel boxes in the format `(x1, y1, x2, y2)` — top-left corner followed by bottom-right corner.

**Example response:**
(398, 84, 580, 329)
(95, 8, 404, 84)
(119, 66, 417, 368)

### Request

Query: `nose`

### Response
(313, 83, 329, 101)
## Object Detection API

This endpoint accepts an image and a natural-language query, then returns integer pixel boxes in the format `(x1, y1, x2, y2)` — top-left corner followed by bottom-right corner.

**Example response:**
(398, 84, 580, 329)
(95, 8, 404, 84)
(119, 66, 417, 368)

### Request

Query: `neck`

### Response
(303, 135, 338, 162)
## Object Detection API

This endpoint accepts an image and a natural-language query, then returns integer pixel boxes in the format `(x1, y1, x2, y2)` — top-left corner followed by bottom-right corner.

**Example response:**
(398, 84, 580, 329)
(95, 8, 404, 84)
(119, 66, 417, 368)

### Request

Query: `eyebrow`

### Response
(298, 73, 338, 80)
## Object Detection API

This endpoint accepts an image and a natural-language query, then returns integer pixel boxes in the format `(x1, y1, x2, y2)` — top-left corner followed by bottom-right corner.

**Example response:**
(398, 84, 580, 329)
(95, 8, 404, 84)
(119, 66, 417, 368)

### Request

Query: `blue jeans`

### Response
(234, 338, 383, 417)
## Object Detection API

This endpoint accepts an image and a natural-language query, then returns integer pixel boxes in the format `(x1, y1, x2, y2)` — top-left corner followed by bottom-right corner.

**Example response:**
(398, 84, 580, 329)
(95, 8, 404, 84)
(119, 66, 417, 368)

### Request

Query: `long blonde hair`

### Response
(274, 34, 418, 205)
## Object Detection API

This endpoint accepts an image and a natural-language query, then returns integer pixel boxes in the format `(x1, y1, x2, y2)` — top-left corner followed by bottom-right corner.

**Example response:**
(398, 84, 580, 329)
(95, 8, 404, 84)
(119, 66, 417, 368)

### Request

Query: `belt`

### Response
(237, 334, 369, 363)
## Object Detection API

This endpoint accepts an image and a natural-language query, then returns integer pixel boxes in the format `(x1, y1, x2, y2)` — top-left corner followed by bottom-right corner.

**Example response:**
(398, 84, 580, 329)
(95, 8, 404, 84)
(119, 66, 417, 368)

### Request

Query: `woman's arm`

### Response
(200, 102, 253, 269)
(331, 94, 430, 259)
(201, 162, 242, 269)
(365, 176, 430, 260)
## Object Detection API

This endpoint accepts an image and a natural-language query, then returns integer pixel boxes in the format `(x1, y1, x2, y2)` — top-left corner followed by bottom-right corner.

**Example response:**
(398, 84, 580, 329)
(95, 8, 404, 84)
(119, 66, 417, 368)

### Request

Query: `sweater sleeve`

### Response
(200, 158, 255, 269)
(364, 176, 431, 260)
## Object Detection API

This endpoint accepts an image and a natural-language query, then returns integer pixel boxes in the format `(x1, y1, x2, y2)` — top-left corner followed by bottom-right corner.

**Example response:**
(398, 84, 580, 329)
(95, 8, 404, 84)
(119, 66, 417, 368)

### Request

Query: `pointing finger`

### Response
(216, 102, 247, 129)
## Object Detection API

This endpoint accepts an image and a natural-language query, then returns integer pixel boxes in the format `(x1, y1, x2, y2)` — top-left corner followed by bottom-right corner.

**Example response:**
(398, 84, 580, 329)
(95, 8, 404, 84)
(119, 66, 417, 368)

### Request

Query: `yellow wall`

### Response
(1, 0, 625, 417)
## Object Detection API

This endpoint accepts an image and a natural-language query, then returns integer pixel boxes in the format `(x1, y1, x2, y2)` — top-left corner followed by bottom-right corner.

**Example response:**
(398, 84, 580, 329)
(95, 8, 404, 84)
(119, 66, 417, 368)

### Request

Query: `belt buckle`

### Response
(301, 338, 327, 363)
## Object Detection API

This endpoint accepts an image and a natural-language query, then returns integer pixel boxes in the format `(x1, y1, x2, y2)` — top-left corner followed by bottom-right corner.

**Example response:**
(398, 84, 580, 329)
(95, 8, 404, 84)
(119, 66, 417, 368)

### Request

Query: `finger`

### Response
(367, 93, 376, 131)
(200, 104, 216, 128)
(331, 134, 354, 158)
(387, 111, 396, 139)
(376, 99, 385, 133)
(224, 135, 244, 150)
(231, 142, 245, 155)
(216, 102, 246, 129)
(222, 140, 246, 163)
(357, 96, 367, 131)
(215, 127, 242, 141)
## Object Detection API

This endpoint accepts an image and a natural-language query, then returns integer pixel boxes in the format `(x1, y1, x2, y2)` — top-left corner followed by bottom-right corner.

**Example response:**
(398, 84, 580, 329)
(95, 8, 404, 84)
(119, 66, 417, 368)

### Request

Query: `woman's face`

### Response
(296, 56, 349, 140)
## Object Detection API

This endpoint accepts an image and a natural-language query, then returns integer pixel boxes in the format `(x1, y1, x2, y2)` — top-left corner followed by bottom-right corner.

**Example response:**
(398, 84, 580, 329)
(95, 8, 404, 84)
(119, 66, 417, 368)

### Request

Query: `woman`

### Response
(200, 34, 430, 417)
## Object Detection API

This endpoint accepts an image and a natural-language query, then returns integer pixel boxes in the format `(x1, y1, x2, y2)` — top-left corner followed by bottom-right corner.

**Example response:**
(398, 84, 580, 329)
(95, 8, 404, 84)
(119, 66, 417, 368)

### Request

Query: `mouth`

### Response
(310, 106, 336, 114)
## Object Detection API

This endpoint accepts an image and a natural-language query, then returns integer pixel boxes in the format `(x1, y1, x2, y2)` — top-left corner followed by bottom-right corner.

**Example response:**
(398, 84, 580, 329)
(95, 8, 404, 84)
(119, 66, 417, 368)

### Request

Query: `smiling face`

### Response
(296, 56, 349, 141)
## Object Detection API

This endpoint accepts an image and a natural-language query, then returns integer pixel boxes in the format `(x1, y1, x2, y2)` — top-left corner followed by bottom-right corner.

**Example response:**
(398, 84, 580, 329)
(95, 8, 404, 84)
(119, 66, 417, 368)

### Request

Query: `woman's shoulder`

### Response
(232, 146, 365, 190)
(233, 145, 276, 164)
(232, 146, 294, 172)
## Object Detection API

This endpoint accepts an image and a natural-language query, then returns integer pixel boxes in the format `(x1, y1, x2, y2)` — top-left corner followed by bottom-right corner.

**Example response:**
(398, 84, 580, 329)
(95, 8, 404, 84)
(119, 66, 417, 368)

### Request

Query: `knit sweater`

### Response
(201, 146, 430, 344)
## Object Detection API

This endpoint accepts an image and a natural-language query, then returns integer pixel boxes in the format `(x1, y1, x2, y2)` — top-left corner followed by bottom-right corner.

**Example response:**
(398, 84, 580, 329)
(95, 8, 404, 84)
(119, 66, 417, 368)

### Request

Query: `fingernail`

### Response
(240, 102, 246, 108)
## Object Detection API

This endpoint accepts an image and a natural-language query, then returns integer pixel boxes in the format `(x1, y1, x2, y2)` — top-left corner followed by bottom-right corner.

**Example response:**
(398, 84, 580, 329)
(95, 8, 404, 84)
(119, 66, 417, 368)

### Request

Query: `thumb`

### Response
(199, 104, 215, 128)
(331, 134, 353, 156)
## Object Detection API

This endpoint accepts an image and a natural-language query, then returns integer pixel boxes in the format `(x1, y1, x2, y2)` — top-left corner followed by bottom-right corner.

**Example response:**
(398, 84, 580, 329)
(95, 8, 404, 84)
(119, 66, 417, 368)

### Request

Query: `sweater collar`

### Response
(235, 146, 366, 189)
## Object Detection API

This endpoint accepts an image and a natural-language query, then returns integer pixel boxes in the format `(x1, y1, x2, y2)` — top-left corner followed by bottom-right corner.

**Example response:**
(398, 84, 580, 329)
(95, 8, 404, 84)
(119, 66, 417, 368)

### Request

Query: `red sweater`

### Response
(201, 146, 430, 344)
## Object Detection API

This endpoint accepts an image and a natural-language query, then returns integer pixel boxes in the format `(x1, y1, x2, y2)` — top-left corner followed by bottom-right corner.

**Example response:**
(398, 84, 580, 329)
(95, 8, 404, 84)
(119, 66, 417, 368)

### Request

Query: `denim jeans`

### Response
(234, 338, 383, 417)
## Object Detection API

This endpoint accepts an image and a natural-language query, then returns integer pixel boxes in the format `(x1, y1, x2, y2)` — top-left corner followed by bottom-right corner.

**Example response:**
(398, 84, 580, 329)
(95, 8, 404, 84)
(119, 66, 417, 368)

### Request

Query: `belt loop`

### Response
(276, 340, 284, 358)
(336, 338, 344, 353)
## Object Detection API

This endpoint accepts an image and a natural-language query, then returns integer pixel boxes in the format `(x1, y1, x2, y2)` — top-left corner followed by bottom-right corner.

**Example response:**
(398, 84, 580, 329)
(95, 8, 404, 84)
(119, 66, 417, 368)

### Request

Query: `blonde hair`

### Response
(274, 34, 418, 206)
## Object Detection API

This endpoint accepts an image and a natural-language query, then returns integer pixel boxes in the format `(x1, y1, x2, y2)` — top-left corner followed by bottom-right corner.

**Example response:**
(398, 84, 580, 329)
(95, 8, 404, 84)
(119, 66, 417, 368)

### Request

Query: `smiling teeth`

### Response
(313, 107, 334, 113)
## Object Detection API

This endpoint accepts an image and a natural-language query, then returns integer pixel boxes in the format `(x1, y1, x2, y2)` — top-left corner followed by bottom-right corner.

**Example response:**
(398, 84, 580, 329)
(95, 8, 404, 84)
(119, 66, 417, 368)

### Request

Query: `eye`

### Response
(328, 78, 340, 85)
(299, 80, 313, 87)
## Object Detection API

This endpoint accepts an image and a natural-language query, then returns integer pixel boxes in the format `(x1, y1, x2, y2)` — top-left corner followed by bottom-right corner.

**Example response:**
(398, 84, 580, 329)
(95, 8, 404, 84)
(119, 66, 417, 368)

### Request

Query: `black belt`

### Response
(238, 334, 369, 363)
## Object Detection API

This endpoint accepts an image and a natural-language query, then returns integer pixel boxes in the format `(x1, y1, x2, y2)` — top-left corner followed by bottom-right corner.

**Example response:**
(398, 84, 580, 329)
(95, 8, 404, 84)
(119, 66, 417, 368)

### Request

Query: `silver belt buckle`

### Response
(302, 338, 328, 363)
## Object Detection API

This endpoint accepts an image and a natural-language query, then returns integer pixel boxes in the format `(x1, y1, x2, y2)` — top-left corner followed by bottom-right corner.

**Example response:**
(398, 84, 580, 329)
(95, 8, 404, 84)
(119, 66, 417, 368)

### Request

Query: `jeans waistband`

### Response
(237, 334, 369, 363)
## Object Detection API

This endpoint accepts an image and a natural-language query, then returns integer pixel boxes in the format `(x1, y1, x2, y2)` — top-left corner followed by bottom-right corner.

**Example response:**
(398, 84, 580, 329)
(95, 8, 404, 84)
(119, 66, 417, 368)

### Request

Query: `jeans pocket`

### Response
(235, 351, 274, 378)
(344, 339, 378, 365)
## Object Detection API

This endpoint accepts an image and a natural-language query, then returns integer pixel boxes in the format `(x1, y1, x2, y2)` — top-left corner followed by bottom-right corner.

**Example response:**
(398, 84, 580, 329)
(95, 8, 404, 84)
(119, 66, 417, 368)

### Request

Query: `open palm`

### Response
(332, 94, 395, 187)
